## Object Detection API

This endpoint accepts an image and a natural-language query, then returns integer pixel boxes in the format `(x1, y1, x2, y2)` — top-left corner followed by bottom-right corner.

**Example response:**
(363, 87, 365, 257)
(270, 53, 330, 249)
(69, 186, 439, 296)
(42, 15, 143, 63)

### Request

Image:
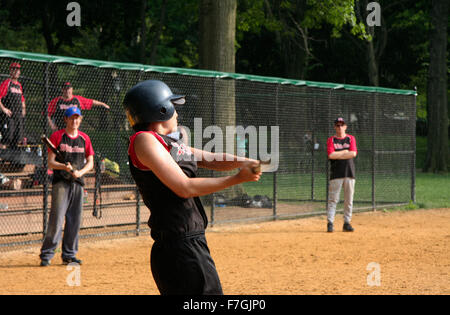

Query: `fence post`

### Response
(311, 96, 315, 201)
(210, 77, 217, 226)
(411, 87, 417, 203)
(273, 85, 279, 220)
(325, 89, 332, 212)
(135, 188, 141, 236)
(372, 93, 377, 210)
(42, 62, 50, 238)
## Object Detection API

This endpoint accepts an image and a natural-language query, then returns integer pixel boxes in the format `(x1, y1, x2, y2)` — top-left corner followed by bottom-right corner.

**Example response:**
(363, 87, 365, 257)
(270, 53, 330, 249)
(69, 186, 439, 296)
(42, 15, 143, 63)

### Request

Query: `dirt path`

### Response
(0, 208, 449, 295)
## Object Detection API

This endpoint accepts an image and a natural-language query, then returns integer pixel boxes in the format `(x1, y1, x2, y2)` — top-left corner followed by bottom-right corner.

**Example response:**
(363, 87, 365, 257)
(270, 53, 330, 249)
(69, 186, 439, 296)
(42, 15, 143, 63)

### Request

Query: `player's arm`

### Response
(327, 136, 356, 160)
(0, 81, 12, 117)
(328, 150, 357, 160)
(46, 98, 59, 131)
(20, 84, 25, 117)
(48, 151, 73, 172)
(77, 96, 109, 110)
(134, 132, 260, 199)
(92, 100, 110, 110)
(72, 155, 94, 179)
(191, 147, 258, 171)
(47, 116, 57, 132)
(0, 100, 11, 117)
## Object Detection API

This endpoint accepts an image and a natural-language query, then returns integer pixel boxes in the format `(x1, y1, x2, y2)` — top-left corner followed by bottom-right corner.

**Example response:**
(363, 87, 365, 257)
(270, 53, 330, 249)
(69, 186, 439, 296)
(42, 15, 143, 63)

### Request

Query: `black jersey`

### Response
(49, 129, 94, 186)
(327, 134, 357, 180)
(128, 131, 208, 239)
(0, 79, 25, 116)
(47, 96, 93, 130)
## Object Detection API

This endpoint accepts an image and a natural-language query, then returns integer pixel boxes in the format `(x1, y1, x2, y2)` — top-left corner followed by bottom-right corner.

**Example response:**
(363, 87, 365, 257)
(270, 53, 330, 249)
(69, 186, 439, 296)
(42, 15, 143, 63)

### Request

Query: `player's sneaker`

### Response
(343, 223, 354, 232)
(40, 260, 51, 267)
(62, 257, 83, 265)
(327, 222, 334, 233)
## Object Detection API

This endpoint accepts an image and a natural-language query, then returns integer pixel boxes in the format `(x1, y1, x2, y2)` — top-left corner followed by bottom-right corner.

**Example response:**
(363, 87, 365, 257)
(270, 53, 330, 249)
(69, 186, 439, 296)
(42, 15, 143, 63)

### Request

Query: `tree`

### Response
(199, 0, 241, 199)
(424, 0, 448, 173)
(236, 0, 368, 79)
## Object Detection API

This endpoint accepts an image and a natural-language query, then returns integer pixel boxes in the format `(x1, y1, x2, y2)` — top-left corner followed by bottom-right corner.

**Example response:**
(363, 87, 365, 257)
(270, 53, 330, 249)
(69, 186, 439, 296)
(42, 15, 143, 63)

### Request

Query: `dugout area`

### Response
(0, 49, 416, 250)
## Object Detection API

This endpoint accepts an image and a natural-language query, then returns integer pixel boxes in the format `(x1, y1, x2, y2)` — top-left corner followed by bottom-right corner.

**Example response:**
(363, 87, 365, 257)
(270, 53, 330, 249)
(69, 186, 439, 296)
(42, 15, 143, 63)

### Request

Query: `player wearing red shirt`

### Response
(47, 82, 110, 131)
(0, 63, 26, 148)
(39, 107, 94, 267)
(326, 117, 358, 233)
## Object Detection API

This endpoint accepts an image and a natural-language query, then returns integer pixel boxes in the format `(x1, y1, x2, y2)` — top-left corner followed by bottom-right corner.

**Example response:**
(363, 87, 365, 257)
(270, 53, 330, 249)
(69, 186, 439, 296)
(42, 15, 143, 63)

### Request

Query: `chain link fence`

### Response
(0, 50, 416, 250)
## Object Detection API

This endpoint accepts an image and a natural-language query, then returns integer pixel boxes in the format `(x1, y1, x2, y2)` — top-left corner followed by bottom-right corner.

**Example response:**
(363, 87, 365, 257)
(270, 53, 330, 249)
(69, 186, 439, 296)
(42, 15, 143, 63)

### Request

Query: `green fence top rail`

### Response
(0, 49, 416, 96)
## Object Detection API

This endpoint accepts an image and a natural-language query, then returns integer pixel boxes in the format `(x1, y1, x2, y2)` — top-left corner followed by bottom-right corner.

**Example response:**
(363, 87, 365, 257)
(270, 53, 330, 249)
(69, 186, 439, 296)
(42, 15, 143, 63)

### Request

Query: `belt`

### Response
(151, 230, 205, 243)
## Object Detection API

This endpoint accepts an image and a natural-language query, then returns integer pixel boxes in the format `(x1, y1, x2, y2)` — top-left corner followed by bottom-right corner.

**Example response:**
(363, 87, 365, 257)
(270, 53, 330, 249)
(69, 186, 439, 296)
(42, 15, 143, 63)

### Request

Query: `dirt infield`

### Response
(0, 208, 449, 295)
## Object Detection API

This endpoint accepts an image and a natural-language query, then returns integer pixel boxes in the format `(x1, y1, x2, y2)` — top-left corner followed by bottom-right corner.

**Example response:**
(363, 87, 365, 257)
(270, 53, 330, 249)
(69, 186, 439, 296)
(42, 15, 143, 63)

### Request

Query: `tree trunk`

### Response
(424, 0, 448, 173)
(149, 0, 168, 65)
(366, 26, 380, 86)
(138, 0, 148, 63)
(199, 0, 236, 72)
(199, 0, 242, 199)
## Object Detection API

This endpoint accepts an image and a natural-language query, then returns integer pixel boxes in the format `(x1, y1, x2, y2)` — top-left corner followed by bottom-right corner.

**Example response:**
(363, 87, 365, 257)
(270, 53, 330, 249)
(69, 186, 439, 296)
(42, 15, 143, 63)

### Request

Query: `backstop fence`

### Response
(0, 50, 416, 250)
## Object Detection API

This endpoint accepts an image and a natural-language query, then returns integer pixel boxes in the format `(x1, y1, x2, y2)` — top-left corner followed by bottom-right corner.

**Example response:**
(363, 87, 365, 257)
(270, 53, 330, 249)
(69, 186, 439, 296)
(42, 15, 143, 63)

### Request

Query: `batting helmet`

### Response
(123, 80, 185, 127)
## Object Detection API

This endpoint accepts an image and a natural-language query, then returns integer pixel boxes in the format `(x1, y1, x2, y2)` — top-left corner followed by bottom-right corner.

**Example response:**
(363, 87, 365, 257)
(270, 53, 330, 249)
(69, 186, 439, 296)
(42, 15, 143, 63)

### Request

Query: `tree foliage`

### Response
(0, 0, 447, 169)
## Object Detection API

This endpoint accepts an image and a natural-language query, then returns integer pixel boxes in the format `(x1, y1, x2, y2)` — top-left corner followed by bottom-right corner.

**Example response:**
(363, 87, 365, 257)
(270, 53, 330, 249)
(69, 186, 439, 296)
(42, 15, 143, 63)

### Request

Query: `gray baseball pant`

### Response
(40, 181, 84, 261)
(327, 177, 355, 224)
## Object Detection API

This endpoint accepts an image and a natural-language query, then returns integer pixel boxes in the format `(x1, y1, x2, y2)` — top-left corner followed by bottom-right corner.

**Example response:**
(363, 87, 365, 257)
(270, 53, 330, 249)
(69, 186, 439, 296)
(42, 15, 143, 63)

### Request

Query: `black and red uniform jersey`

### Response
(47, 96, 93, 130)
(327, 134, 357, 180)
(128, 131, 208, 239)
(49, 129, 94, 186)
(0, 79, 25, 116)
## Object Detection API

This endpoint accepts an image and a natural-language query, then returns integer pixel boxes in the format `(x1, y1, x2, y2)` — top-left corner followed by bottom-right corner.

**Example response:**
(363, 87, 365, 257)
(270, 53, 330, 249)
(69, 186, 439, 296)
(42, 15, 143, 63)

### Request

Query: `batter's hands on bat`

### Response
(64, 162, 74, 173)
(71, 169, 83, 179)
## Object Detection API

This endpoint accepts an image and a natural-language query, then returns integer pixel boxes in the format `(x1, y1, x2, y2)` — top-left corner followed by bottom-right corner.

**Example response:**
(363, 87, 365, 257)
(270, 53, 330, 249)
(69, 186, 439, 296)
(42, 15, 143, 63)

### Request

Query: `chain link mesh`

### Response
(0, 55, 415, 250)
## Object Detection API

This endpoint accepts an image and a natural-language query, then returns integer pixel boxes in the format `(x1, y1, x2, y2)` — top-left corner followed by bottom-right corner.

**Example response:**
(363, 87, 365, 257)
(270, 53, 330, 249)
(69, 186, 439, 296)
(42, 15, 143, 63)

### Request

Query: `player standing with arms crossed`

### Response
(124, 80, 261, 295)
(39, 107, 94, 266)
(326, 117, 357, 233)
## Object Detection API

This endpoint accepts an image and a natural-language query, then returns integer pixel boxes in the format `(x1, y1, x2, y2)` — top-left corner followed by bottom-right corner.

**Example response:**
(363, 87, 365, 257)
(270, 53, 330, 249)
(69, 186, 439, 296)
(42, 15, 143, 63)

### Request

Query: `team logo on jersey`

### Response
(60, 143, 85, 153)
(171, 142, 191, 157)
(9, 87, 22, 94)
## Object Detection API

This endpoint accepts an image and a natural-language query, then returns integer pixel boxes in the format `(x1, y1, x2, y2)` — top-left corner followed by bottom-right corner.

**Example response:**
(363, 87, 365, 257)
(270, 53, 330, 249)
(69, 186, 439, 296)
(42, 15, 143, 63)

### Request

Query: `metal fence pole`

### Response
(136, 188, 141, 236)
(273, 85, 279, 220)
(210, 77, 217, 226)
(411, 87, 417, 203)
(325, 89, 332, 212)
(372, 93, 377, 210)
(42, 62, 50, 238)
(311, 96, 315, 201)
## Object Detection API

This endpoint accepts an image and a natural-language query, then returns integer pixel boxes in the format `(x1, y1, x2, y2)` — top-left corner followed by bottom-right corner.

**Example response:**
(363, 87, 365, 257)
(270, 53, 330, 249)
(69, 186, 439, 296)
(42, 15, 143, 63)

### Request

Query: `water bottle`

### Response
(83, 190, 88, 204)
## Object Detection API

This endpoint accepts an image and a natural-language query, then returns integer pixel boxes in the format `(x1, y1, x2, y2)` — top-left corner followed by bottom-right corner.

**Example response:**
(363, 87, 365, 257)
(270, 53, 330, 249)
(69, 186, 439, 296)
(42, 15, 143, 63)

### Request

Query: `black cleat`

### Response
(327, 222, 334, 233)
(40, 260, 51, 267)
(343, 223, 354, 232)
(62, 257, 83, 265)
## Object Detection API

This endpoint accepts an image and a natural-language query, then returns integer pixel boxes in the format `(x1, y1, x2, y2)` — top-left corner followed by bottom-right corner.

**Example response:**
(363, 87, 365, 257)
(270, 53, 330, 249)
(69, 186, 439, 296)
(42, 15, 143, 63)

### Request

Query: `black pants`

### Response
(0, 114, 24, 146)
(150, 232, 223, 295)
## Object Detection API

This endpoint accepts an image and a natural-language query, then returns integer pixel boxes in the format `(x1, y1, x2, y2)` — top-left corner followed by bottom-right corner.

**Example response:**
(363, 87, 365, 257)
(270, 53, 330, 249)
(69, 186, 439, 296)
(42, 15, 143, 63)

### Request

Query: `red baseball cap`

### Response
(62, 82, 72, 89)
(9, 62, 21, 69)
(334, 117, 346, 125)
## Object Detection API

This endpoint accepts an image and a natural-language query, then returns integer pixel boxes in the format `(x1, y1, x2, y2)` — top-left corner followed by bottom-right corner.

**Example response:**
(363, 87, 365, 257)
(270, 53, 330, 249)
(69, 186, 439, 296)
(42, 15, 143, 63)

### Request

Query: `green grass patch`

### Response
(416, 136, 450, 170)
(414, 171, 450, 209)
(241, 169, 449, 212)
